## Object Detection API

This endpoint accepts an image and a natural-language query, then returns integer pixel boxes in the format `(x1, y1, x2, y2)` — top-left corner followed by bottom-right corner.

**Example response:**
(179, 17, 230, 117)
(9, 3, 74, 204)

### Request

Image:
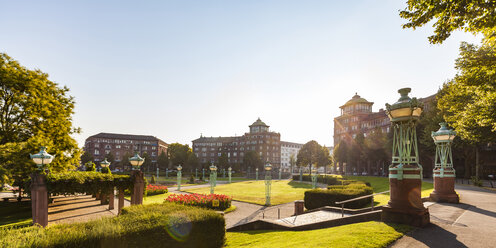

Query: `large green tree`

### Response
(0, 53, 81, 185)
(168, 143, 193, 170)
(242, 150, 263, 171)
(400, 0, 496, 44)
(157, 151, 169, 170)
(297, 140, 330, 174)
(333, 140, 348, 174)
(218, 153, 229, 170)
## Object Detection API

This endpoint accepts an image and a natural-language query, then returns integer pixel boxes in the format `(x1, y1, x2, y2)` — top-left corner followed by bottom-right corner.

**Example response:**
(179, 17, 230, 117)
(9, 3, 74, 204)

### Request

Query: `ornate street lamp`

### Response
(278, 167, 282, 180)
(129, 152, 145, 170)
(210, 163, 217, 194)
(264, 162, 272, 206)
(166, 168, 169, 178)
(311, 165, 318, 189)
(30, 147, 54, 171)
(195, 168, 198, 179)
(299, 167, 303, 182)
(100, 158, 111, 173)
(382, 87, 429, 227)
(256, 168, 259, 181)
(202, 168, 205, 180)
(177, 165, 182, 191)
(156, 167, 159, 180)
(228, 166, 232, 184)
(223, 168, 226, 178)
(430, 123, 458, 203)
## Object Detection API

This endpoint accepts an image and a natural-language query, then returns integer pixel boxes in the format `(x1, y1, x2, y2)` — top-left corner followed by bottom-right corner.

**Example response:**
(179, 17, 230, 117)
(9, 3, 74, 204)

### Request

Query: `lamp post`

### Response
(100, 158, 111, 173)
(256, 168, 259, 181)
(228, 166, 232, 184)
(381, 88, 429, 227)
(430, 123, 459, 203)
(166, 168, 168, 178)
(195, 168, 198, 179)
(223, 168, 226, 178)
(30, 147, 54, 171)
(278, 167, 282, 180)
(202, 168, 205, 180)
(129, 152, 145, 205)
(311, 165, 318, 189)
(30, 146, 54, 227)
(264, 162, 272, 206)
(177, 165, 182, 191)
(129, 152, 145, 170)
(299, 167, 303, 182)
(156, 167, 159, 180)
(210, 164, 217, 194)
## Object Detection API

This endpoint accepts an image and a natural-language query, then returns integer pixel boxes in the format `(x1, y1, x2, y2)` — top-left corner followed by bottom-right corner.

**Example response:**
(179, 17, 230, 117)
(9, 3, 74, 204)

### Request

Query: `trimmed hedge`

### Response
(292, 174, 339, 185)
(0, 202, 226, 248)
(304, 184, 373, 210)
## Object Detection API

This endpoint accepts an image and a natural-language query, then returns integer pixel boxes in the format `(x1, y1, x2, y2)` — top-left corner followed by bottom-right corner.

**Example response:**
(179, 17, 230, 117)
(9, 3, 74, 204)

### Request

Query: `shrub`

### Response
(471, 176, 483, 187)
(146, 184, 168, 196)
(304, 184, 373, 210)
(292, 174, 340, 185)
(0, 203, 226, 248)
(150, 175, 156, 184)
(101, 167, 111, 174)
(165, 193, 232, 211)
(189, 175, 195, 184)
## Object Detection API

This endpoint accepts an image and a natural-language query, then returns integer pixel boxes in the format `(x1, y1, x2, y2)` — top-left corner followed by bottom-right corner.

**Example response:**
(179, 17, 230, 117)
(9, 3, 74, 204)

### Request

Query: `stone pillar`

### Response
(430, 172, 459, 203)
(30, 173, 48, 227)
(108, 189, 115, 210)
(95, 192, 100, 200)
(294, 200, 304, 215)
(100, 193, 108, 205)
(130, 170, 144, 205)
(118, 188, 124, 214)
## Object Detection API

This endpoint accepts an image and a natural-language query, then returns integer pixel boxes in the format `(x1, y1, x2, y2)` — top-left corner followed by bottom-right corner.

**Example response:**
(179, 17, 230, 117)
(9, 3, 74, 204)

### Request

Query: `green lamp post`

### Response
(299, 167, 303, 182)
(156, 167, 159, 180)
(100, 158, 111, 174)
(210, 163, 217, 194)
(311, 165, 318, 189)
(30, 147, 54, 171)
(278, 167, 282, 180)
(166, 168, 168, 178)
(430, 123, 459, 203)
(195, 168, 198, 179)
(228, 166, 232, 184)
(264, 162, 272, 206)
(202, 168, 205, 180)
(382, 87, 429, 227)
(129, 152, 145, 170)
(256, 168, 259, 181)
(177, 165, 182, 191)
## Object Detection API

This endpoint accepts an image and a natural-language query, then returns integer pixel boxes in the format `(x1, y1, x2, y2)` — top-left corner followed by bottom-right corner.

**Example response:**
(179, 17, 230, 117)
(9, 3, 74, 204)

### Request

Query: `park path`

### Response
(392, 183, 496, 248)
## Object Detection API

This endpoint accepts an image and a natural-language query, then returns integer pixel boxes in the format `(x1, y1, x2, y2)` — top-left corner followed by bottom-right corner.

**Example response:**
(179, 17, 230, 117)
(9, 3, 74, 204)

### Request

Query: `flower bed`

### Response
(146, 185, 168, 196)
(165, 193, 232, 211)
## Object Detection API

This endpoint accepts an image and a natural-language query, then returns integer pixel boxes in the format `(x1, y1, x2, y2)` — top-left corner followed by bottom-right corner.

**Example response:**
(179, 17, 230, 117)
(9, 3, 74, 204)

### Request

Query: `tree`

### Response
(297, 140, 328, 175)
(80, 152, 94, 166)
(157, 151, 169, 170)
(168, 143, 191, 167)
(318, 146, 332, 173)
(333, 140, 348, 174)
(0, 53, 81, 184)
(218, 153, 229, 170)
(364, 128, 389, 175)
(186, 152, 200, 170)
(289, 154, 296, 174)
(104, 152, 115, 169)
(400, 1, 496, 44)
(243, 151, 263, 171)
(120, 152, 131, 170)
(141, 152, 152, 173)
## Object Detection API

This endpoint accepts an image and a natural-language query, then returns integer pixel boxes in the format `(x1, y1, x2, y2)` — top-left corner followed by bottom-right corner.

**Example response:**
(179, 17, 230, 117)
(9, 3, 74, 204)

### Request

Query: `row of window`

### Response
(90, 139, 156, 145)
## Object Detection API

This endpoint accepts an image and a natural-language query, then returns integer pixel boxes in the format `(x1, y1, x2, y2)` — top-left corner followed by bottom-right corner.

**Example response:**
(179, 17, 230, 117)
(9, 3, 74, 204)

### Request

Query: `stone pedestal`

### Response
(30, 173, 48, 227)
(118, 188, 124, 214)
(109, 191, 115, 210)
(130, 170, 144, 205)
(294, 200, 304, 215)
(430, 176, 459, 203)
(381, 166, 430, 227)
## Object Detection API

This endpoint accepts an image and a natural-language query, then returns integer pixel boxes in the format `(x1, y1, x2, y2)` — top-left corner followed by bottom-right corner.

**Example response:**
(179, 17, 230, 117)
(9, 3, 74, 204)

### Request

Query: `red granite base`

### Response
(381, 205, 430, 227)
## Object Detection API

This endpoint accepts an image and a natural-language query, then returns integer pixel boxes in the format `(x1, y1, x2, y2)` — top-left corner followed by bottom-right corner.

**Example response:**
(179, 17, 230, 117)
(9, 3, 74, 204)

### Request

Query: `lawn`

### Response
(226, 221, 412, 248)
(184, 180, 313, 205)
(0, 201, 32, 229)
(142, 193, 171, 204)
(344, 176, 434, 206)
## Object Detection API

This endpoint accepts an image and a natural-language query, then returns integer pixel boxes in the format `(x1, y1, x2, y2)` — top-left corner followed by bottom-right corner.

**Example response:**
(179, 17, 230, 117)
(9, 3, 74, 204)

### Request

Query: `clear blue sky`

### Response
(0, 0, 480, 147)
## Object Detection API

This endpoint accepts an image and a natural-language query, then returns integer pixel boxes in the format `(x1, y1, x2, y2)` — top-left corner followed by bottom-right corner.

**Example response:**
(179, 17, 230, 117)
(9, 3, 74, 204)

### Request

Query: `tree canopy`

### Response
(400, 0, 496, 44)
(297, 140, 331, 169)
(243, 150, 263, 171)
(0, 53, 81, 185)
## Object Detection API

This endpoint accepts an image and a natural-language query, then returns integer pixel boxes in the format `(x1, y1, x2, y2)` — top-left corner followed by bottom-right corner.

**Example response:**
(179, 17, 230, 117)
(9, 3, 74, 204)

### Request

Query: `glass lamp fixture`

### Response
(129, 152, 145, 170)
(30, 147, 54, 170)
(386, 88, 423, 122)
(432, 123, 456, 143)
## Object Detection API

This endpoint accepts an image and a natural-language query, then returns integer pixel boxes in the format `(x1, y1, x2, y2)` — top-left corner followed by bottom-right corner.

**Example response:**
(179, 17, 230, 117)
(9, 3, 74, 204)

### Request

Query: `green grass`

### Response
(142, 193, 171, 205)
(0, 201, 32, 228)
(344, 176, 434, 206)
(185, 180, 313, 205)
(226, 221, 412, 248)
(224, 205, 237, 213)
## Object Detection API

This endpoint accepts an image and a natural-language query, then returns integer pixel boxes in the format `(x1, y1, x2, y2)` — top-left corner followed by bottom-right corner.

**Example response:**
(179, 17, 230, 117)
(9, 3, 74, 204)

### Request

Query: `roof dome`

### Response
(341, 93, 373, 108)
(250, 118, 269, 127)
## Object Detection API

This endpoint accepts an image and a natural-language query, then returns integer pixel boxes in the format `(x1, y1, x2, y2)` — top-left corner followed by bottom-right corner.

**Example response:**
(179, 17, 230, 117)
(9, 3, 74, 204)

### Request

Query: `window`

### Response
(202, 148, 207, 151)
(116, 145, 121, 149)
(233, 152, 237, 157)
(218, 153, 221, 156)
(105, 150, 110, 154)
(152, 147, 157, 150)
(94, 149, 99, 155)
(105, 145, 111, 149)
(143, 146, 148, 150)
(95, 143, 100, 148)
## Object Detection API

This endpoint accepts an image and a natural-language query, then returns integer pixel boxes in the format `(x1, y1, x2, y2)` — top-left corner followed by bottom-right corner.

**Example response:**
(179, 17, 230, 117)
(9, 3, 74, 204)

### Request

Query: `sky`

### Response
(0, 0, 481, 148)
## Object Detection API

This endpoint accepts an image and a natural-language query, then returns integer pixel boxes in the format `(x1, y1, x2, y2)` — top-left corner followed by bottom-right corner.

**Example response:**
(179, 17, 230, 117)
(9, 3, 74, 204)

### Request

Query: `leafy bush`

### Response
(0, 203, 226, 248)
(292, 174, 339, 185)
(471, 176, 483, 187)
(101, 167, 111, 174)
(150, 175, 156, 184)
(85, 162, 96, 172)
(146, 184, 168, 196)
(165, 193, 232, 211)
(189, 174, 195, 184)
(304, 184, 373, 210)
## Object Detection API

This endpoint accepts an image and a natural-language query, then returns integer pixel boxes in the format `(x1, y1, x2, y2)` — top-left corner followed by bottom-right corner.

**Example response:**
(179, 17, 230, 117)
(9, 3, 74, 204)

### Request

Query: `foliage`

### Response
(400, 0, 496, 44)
(25, 171, 133, 195)
(80, 152, 94, 165)
(297, 140, 331, 170)
(100, 167, 111, 174)
(0, 201, 32, 228)
(218, 153, 229, 170)
(304, 184, 373, 210)
(0, 202, 226, 248)
(187, 152, 200, 169)
(0, 53, 81, 183)
(150, 175, 156, 184)
(189, 174, 195, 184)
(146, 184, 168, 196)
(292, 174, 339, 185)
(85, 161, 96, 172)
(157, 151, 169, 170)
(242, 150, 263, 171)
(225, 221, 412, 248)
(470, 176, 483, 187)
(165, 193, 232, 211)
(168, 143, 192, 168)
(141, 152, 152, 172)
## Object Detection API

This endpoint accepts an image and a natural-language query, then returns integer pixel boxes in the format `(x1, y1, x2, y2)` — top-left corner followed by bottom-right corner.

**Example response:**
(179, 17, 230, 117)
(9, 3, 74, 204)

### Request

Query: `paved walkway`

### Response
(48, 195, 118, 225)
(392, 183, 496, 248)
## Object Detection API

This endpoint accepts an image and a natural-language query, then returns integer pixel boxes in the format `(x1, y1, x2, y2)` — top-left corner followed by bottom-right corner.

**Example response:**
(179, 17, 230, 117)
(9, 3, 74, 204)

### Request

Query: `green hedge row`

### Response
(0, 202, 226, 248)
(292, 174, 340, 185)
(26, 171, 133, 195)
(304, 184, 374, 210)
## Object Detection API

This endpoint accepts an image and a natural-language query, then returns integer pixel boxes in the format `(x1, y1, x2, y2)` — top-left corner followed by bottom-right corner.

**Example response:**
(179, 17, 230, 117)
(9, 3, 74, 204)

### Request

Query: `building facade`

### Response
(84, 133, 168, 169)
(192, 118, 281, 168)
(280, 141, 303, 172)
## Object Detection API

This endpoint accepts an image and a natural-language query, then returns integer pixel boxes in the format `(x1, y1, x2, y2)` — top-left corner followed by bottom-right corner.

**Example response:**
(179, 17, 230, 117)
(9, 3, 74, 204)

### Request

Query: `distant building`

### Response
(84, 133, 168, 169)
(280, 141, 304, 172)
(192, 118, 281, 167)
